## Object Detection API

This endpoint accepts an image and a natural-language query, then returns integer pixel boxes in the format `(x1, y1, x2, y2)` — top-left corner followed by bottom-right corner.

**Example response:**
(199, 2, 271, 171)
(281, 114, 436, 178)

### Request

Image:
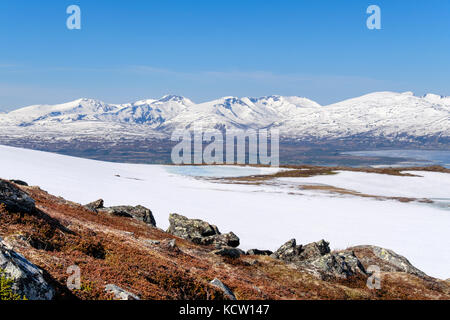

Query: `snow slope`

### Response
(0, 145, 449, 279)
(0, 91, 448, 140)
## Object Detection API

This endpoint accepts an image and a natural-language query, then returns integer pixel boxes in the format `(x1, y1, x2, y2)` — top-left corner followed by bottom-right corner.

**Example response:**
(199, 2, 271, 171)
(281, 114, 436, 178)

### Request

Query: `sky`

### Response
(0, 0, 449, 111)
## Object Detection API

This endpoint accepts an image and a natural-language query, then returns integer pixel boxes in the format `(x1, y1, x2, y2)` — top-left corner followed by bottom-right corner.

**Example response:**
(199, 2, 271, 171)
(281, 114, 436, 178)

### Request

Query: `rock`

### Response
(160, 239, 178, 251)
(309, 251, 366, 279)
(99, 205, 156, 227)
(212, 247, 244, 259)
(300, 240, 330, 261)
(351, 245, 427, 277)
(0, 179, 35, 214)
(10, 180, 28, 186)
(246, 249, 273, 256)
(143, 239, 160, 246)
(271, 239, 330, 264)
(105, 284, 140, 300)
(0, 239, 54, 300)
(210, 278, 236, 300)
(199, 232, 240, 248)
(167, 213, 220, 242)
(84, 199, 104, 212)
(270, 239, 303, 263)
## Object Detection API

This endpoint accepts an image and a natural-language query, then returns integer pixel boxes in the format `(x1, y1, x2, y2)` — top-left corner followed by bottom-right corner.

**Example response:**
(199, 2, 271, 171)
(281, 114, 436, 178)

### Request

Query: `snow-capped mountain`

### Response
(0, 91, 449, 142)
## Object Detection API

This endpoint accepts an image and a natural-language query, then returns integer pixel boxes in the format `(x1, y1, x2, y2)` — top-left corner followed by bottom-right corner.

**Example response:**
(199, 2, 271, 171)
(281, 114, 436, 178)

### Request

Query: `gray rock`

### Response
(143, 239, 160, 246)
(212, 247, 244, 259)
(210, 278, 236, 300)
(10, 179, 28, 186)
(105, 284, 140, 300)
(270, 239, 330, 264)
(270, 239, 303, 262)
(246, 249, 273, 256)
(0, 179, 35, 214)
(167, 213, 220, 242)
(0, 240, 54, 300)
(351, 245, 427, 277)
(99, 205, 156, 227)
(309, 251, 366, 279)
(199, 232, 240, 248)
(160, 239, 178, 251)
(84, 199, 104, 213)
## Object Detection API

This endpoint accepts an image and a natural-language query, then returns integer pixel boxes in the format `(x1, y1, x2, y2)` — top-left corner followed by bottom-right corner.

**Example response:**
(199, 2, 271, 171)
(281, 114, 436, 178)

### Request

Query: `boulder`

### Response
(167, 213, 220, 242)
(99, 205, 156, 227)
(246, 249, 273, 256)
(309, 251, 366, 279)
(105, 284, 140, 300)
(210, 278, 236, 300)
(84, 199, 104, 213)
(0, 179, 35, 214)
(212, 247, 245, 259)
(351, 245, 427, 277)
(0, 239, 54, 300)
(270, 239, 330, 264)
(199, 232, 240, 248)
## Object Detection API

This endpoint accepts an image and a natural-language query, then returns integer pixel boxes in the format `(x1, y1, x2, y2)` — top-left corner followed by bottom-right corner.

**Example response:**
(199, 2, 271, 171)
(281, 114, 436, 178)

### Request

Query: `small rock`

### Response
(143, 239, 160, 246)
(84, 199, 104, 213)
(246, 249, 273, 256)
(0, 240, 54, 300)
(0, 179, 35, 214)
(160, 239, 178, 251)
(10, 179, 28, 186)
(210, 278, 236, 300)
(270, 239, 330, 263)
(212, 247, 244, 259)
(105, 284, 140, 300)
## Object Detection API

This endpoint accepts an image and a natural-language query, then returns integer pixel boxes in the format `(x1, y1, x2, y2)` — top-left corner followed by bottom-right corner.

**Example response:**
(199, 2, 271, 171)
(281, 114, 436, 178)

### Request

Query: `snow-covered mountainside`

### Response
(0, 92, 449, 142)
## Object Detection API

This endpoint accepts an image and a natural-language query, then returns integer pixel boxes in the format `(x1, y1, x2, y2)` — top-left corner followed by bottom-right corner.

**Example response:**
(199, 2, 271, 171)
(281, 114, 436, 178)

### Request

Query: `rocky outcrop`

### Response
(309, 251, 366, 279)
(246, 249, 273, 256)
(0, 239, 54, 300)
(210, 278, 236, 300)
(167, 214, 240, 248)
(271, 239, 367, 279)
(351, 245, 427, 277)
(270, 239, 330, 264)
(105, 284, 140, 300)
(0, 179, 35, 214)
(84, 199, 104, 213)
(84, 199, 156, 227)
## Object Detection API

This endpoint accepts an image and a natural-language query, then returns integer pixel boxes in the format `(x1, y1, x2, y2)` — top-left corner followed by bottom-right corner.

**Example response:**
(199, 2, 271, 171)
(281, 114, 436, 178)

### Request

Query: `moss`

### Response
(0, 269, 27, 300)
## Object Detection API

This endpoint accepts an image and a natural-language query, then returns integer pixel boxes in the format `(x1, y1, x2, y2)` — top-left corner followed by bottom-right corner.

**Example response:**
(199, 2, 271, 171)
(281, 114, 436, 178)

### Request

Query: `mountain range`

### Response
(0, 91, 449, 143)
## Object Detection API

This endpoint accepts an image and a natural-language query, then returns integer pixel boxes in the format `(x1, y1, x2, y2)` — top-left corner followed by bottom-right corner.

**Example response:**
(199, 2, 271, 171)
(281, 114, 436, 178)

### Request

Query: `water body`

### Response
(343, 150, 450, 168)
(165, 165, 282, 177)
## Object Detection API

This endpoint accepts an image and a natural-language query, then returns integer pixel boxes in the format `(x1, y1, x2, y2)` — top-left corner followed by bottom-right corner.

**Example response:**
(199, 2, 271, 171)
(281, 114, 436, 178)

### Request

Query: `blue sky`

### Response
(0, 0, 449, 111)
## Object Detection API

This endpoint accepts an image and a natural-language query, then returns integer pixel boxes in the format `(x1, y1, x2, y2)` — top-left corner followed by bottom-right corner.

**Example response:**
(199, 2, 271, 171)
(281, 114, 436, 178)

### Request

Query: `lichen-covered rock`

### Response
(99, 205, 156, 227)
(246, 249, 273, 256)
(309, 251, 366, 279)
(167, 213, 220, 242)
(212, 247, 244, 259)
(0, 239, 54, 300)
(105, 284, 140, 300)
(0, 179, 35, 214)
(351, 245, 427, 277)
(270, 239, 303, 262)
(84, 199, 104, 213)
(210, 278, 236, 300)
(199, 232, 240, 248)
(270, 239, 330, 263)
